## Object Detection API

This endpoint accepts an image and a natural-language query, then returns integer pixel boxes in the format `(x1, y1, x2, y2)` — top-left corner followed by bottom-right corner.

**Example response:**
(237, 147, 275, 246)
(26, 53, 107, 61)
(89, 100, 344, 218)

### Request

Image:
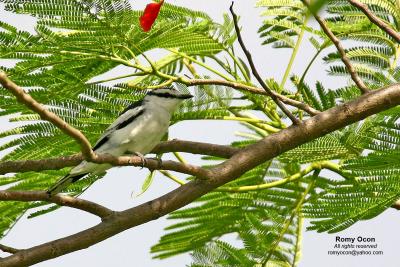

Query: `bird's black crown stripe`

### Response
(116, 109, 145, 130)
(147, 92, 189, 99)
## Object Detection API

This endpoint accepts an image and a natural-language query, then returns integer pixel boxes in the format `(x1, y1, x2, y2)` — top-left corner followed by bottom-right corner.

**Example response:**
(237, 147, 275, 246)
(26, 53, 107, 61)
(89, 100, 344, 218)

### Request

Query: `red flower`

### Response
(139, 0, 164, 32)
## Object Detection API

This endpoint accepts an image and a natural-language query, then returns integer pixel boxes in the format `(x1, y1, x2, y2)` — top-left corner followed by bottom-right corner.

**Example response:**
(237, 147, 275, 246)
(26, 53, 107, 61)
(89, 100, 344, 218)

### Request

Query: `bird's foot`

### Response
(133, 152, 147, 169)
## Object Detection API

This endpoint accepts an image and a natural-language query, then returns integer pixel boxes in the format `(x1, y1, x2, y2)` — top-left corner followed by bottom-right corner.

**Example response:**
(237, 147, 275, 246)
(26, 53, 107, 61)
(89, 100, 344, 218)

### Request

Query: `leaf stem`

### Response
(218, 161, 334, 192)
(223, 116, 280, 128)
(226, 49, 251, 82)
(173, 152, 187, 164)
(159, 170, 186, 185)
(292, 194, 304, 267)
(87, 72, 146, 85)
(167, 49, 234, 82)
(280, 16, 309, 89)
(262, 171, 318, 266)
(298, 48, 323, 88)
(391, 44, 400, 70)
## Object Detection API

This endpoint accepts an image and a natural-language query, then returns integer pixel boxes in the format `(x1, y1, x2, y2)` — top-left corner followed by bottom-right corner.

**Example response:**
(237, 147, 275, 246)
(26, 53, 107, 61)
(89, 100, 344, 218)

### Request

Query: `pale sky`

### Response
(0, 1, 399, 266)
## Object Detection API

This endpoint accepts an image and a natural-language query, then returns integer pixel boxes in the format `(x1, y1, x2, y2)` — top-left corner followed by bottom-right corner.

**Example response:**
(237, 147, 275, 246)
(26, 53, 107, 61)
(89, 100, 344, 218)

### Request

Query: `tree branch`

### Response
(301, 0, 370, 94)
(152, 139, 239, 158)
(0, 72, 96, 161)
(186, 79, 321, 116)
(0, 244, 19, 255)
(348, 0, 400, 43)
(0, 154, 205, 178)
(125, 56, 320, 116)
(2, 82, 399, 266)
(0, 140, 236, 175)
(0, 190, 114, 219)
(91, 155, 208, 178)
(229, 2, 302, 124)
(0, 155, 83, 175)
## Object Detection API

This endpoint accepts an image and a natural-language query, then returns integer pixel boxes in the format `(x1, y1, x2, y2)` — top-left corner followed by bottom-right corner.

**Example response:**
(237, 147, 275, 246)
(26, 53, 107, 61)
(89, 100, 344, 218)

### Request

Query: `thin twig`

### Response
(301, 0, 369, 94)
(0, 72, 96, 161)
(152, 139, 239, 158)
(92, 155, 208, 178)
(0, 155, 83, 175)
(348, 0, 400, 43)
(0, 140, 238, 176)
(0, 244, 19, 254)
(111, 54, 319, 116)
(186, 78, 320, 115)
(0, 190, 114, 219)
(0, 155, 206, 178)
(229, 2, 302, 124)
(159, 170, 186, 185)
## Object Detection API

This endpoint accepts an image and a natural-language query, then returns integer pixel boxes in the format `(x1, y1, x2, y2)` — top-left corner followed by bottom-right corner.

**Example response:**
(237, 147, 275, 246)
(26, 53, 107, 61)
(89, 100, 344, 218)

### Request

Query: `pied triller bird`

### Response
(47, 87, 193, 195)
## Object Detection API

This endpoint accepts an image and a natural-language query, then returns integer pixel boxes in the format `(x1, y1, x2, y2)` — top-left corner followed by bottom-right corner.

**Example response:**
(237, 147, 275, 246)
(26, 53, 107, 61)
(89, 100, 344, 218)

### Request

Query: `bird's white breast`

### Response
(110, 107, 170, 155)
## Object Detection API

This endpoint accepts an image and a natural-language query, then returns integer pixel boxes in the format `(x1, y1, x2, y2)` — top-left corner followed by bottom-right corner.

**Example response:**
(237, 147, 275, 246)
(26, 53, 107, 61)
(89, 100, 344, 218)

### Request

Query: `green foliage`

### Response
(322, 0, 400, 84)
(256, 0, 310, 48)
(173, 82, 232, 122)
(280, 132, 358, 164)
(0, 0, 399, 266)
(0, 0, 234, 239)
(291, 77, 336, 111)
(152, 159, 309, 266)
(304, 108, 400, 232)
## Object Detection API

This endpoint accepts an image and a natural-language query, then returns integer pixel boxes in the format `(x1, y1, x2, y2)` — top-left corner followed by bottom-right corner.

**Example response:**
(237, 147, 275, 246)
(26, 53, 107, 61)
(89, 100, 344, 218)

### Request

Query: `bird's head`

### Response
(144, 87, 193, 112)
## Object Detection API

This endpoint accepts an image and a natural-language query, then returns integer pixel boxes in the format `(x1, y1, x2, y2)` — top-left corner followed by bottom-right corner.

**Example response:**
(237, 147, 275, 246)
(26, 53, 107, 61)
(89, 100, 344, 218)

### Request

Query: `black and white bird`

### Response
(47, 87, 193, 195)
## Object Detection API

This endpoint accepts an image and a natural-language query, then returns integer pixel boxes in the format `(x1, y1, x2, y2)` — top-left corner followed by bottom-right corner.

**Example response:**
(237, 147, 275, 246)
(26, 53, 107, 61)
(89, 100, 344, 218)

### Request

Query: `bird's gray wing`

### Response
(92, 104, 145, 151)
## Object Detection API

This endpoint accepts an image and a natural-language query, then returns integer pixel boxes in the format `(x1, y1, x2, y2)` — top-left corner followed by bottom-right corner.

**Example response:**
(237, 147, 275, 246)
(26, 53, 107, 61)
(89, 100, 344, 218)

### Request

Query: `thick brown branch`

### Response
(92, 155, 208, 178)
(2, 83, 399, 266)
(301, 0, 370, 94)
(0, 190, 113, 218)
(0, 244, 19, 254)
(229, 2, 302, 124)
(152, 139, 239, 158)
(0, 72, 95, 161)
(0, 155, 204, 178)
(0, 140, 235, 175)
(0, 155, 83, 175)
(186, 79, 320, 116)
(348, 0, 400, 43)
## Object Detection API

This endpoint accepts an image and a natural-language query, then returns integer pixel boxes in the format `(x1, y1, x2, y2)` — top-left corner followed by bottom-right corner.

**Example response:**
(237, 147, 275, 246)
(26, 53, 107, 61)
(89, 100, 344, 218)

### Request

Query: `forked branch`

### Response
(229, 2, 302, 124)
(0, 140, 237, 176)
(301, 0, 370, 94)
(0, 72, 95, 161)
(0, 190, 113, 219)
(348, 0, 400, 43)
(0, 244, 19, 254)
(186, 79, 320, 116)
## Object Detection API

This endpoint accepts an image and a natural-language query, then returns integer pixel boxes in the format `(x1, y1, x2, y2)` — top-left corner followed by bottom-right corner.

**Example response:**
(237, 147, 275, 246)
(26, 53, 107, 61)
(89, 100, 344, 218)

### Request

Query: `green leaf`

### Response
(135, 171, 156, 197)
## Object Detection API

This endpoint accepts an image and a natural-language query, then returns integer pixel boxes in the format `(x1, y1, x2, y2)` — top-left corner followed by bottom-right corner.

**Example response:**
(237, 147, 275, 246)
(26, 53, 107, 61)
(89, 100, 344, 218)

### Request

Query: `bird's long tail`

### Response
(47, 173, 88, 196)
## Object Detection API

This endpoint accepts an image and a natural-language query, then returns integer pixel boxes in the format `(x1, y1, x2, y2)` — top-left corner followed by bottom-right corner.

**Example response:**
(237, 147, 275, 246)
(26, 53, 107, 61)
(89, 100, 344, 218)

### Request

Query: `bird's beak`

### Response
(180, 94, 194, 99)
